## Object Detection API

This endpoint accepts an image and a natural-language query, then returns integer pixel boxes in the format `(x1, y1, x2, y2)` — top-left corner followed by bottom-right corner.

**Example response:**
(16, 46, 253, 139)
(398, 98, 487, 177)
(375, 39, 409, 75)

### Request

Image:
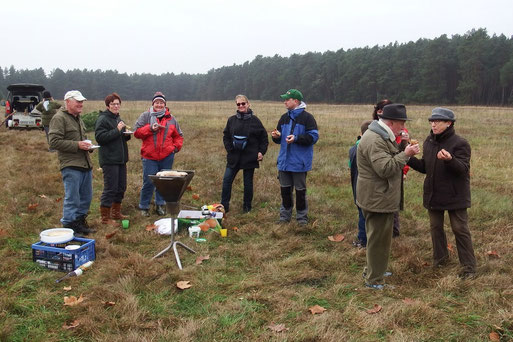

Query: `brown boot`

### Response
(100, 206, 120, 227)
(111, 202, 127, 220)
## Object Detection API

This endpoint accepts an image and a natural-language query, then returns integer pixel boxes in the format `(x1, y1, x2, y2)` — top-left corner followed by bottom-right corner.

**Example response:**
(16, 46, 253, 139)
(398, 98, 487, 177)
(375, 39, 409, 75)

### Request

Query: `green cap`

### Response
(280, 89, 303, 101)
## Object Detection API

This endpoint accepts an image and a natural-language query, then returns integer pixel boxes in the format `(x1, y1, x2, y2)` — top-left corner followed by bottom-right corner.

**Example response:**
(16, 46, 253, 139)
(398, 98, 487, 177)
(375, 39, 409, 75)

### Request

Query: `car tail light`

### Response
(36, 119, 41, 126)
(5, 101, 11, 114)
(14, 119, 19, 126)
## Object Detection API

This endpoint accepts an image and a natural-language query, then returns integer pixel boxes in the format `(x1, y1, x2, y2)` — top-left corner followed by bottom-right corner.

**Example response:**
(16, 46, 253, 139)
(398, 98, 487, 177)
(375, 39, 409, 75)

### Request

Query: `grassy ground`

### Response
(1, 101, 513, 341)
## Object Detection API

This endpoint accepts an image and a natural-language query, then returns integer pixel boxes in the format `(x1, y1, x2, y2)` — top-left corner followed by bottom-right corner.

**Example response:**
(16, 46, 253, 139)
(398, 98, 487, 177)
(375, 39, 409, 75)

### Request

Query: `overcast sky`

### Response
(3, 0, 512, 75)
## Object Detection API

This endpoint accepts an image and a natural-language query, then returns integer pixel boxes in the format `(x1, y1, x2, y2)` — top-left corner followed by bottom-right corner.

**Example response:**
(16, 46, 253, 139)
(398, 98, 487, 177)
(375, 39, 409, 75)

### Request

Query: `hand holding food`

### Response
(409, 139, 419, 145)
(271, 129, 281, 138)
(437, 148, 452, 160)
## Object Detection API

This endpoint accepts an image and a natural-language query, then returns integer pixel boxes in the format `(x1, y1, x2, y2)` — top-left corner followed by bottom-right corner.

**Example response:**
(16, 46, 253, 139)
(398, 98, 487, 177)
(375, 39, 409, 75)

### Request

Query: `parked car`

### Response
(1, 83, 45, 129)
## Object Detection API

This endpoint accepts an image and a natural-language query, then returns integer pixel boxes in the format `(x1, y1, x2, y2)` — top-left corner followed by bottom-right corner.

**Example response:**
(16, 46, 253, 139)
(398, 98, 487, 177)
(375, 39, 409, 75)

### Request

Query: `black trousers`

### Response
(100, 164, 127, 207)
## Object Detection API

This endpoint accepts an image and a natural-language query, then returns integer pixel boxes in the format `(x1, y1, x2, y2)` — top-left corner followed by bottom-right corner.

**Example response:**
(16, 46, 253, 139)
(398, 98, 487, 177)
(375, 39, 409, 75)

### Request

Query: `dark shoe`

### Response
(155, 205, 166, 216)
(352, 239, 367, 248)
(393, 232, 400, 238)
(459, 271, 476, 280)
(76, 215, 96, 234)
(140, 209, 150, 217)
(242, 206, 251, 213)
(297, 220, 308, 226)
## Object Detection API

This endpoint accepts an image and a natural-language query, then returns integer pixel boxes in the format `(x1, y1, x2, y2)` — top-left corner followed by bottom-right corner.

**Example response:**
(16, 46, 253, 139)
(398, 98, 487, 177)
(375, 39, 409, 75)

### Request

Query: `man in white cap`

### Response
(49, 90, 95, 235)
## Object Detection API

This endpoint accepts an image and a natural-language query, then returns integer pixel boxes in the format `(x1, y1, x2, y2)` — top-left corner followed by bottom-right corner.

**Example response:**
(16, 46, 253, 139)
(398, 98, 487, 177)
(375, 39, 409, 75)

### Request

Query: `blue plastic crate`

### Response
(32, 237, 95, 272)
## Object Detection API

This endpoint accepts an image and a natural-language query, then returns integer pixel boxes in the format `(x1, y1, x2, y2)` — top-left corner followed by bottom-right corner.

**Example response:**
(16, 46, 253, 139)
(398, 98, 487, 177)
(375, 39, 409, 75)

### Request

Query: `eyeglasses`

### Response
(110, 103, 121, 106)
(236, 102, 246, 107)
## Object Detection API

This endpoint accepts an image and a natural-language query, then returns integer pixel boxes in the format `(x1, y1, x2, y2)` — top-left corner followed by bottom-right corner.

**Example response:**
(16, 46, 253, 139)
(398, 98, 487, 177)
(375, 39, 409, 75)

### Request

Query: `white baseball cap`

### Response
(64, 90, 87, 101)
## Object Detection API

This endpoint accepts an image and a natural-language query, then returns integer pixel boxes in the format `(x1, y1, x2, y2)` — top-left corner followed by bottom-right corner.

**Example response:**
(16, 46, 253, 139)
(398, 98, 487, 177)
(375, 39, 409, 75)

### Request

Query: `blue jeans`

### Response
(357, 206, 367, 245)
(60, 167, 93, 226)
(220, 167, 254, 212)
(139, 154, 174, 209)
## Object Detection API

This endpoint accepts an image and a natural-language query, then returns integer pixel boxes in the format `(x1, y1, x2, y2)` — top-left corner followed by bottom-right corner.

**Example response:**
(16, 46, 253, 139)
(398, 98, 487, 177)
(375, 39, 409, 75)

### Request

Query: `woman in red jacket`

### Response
(134, 92, 184, 216)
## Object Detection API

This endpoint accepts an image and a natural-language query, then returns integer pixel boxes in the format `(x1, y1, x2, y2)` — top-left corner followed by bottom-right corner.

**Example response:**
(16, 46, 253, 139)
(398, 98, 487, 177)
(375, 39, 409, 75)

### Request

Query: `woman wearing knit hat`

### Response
(134, 92, 184, 216)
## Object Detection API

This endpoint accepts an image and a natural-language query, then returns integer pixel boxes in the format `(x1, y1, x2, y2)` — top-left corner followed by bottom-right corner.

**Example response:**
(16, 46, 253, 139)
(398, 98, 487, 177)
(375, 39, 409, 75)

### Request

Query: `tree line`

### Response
(1, 28, 512, 106)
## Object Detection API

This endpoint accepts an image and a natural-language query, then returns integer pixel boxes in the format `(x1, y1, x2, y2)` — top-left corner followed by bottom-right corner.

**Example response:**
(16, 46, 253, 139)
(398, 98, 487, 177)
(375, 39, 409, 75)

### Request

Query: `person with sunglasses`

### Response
(220, 95, 268, 213)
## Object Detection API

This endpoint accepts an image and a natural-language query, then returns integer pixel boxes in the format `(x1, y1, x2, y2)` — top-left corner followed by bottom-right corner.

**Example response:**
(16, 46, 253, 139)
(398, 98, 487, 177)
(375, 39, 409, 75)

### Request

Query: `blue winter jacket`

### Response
(272, 108, 319, 172)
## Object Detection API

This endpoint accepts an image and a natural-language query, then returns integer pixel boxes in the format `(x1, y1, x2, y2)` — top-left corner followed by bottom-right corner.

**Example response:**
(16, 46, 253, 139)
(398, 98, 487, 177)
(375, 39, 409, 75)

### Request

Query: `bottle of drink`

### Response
(55, 261, 94, 283)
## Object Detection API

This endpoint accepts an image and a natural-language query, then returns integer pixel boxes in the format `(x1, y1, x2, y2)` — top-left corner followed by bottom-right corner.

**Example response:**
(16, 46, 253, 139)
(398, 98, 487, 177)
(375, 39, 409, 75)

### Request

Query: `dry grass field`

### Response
(1, 100, 513, 341)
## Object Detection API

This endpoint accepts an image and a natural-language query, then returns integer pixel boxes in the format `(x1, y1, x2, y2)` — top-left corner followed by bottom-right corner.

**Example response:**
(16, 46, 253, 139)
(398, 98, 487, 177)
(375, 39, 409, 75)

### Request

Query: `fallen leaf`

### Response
(104, 301, 116, 306)
(232, 226, 239, 231)
(192, 193, 200, 200)
(366, 304, 382, 314)
(489, 331, 500, 341)
(63, 286, 72, 291)
(0, 229, 7, 237)
(328, 234, 345, 242)
(186, 185, 192, 191)
(27, 203, 39, 210)
(422, 262, 430, 267)
(308, 305, 326, 315)
(447, 243, 454, 253)
(38, 194, 47, 199)
(268, 323, 289, 333)
(55, 197, 63, 202)
(176, 280, 192, 290)
(402, 298, 415, 304)
(62, 319, 80, 330)
(145, 224, 157, 231)
(64, 294, 84, 306)
(195, 255, 210, 265)
(105, 231, 118, 239)
(486, 250, 500, 258)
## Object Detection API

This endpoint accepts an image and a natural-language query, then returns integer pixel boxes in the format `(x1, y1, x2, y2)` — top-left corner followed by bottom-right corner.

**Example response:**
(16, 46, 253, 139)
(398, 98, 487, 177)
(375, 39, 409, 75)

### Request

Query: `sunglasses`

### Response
(236, 102, 246, 107)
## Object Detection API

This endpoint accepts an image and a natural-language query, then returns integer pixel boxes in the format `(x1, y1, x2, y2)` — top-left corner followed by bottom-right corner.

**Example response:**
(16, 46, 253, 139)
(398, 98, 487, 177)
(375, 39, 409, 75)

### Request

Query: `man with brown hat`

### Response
(356, 104, 420, 289)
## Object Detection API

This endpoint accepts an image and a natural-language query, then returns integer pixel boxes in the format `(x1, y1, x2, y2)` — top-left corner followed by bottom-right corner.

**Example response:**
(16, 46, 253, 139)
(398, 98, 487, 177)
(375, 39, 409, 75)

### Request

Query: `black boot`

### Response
(76, 215, 96, 235)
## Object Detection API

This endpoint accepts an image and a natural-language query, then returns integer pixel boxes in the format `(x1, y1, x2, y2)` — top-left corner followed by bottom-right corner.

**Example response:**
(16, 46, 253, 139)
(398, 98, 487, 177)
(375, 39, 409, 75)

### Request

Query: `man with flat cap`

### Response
(407, 107, 476, 279)
(49, 90, 95, 236)
(356, 103, 420, 289)
(271, 89, 319, 225)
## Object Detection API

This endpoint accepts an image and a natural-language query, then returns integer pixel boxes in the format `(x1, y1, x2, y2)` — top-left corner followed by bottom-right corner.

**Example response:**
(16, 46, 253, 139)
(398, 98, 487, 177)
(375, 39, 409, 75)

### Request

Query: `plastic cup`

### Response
(122, 220, 129, 229)
(220, 228, 227, 238)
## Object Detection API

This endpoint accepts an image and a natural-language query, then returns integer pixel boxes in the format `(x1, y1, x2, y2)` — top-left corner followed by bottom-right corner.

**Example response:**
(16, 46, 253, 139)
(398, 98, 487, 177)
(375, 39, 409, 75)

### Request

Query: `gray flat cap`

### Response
(429, 107, 455, 122)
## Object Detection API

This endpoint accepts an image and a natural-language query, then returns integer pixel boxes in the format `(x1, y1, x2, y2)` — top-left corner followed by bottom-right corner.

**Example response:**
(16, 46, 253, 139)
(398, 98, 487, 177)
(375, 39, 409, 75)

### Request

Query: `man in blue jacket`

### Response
(271, 89, 319, 224)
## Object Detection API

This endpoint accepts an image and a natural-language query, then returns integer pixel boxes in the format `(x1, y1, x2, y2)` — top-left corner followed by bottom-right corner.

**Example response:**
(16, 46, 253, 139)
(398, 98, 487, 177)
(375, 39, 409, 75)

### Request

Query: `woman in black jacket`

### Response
(220, 95, 268, 213)
(407, 107, 476, 278)
(95, 93, 131, 226)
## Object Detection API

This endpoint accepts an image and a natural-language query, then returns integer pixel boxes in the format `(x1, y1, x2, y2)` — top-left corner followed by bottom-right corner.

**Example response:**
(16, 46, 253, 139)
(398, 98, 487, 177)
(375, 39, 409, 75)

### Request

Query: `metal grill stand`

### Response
(149, 171, 195, 270)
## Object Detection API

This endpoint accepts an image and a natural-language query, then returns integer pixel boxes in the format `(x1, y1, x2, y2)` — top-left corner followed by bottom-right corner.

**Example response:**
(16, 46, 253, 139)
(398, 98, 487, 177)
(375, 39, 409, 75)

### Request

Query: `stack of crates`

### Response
(32, 237, 95, 272)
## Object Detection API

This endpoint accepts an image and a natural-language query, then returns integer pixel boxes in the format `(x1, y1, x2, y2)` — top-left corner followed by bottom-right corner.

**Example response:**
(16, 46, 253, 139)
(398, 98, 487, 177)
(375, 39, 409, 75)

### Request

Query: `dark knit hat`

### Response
(152, 91, 166, 104)
(43, 90, 52, 99)
(429, 107, 455, 122)
(379, 104, 410, 121)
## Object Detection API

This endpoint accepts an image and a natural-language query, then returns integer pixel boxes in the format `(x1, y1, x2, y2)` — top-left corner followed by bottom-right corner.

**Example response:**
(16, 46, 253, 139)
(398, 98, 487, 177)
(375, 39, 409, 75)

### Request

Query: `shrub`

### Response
(81, 110, 100, 132)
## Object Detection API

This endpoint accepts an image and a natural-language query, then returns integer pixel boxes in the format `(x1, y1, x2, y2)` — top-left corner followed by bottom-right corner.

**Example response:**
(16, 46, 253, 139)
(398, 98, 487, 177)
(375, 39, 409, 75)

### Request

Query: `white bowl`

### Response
(40, 228, 74, 244)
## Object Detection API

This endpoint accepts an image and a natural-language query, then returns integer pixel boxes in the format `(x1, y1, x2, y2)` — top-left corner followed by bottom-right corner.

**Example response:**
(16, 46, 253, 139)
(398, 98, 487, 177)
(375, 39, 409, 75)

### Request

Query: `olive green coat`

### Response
(356, 120, 409, 213)
(48, 109, 93, 171)
(36, 100, 62, 126)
